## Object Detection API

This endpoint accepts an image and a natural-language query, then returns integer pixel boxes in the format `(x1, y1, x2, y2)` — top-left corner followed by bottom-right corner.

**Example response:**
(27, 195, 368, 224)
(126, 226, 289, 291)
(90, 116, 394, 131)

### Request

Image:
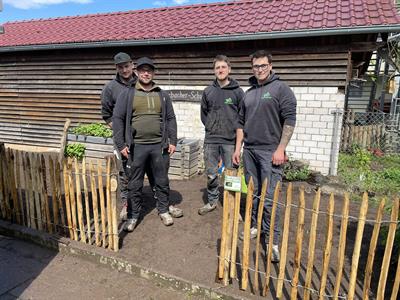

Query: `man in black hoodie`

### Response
(198, 55, 244, 215)
(113, 57, 178, 231)
(101, 52, 136, 221)
(232, 50, 296, 263)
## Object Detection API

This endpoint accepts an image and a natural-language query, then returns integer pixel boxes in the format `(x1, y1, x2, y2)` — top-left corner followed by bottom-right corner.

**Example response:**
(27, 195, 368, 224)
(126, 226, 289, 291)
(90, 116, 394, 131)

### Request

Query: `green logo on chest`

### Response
(224, 97, 234, 104)
(262, 92, 272, 100)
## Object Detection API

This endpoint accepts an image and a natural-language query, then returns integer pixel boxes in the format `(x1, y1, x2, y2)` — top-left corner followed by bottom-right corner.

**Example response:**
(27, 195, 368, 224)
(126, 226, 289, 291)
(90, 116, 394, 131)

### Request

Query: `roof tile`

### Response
(1, 0, 399, 48)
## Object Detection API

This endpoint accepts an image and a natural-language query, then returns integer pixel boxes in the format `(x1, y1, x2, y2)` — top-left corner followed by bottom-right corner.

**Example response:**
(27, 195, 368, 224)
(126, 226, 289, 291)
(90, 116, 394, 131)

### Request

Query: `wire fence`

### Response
(340, 110, 400, 153)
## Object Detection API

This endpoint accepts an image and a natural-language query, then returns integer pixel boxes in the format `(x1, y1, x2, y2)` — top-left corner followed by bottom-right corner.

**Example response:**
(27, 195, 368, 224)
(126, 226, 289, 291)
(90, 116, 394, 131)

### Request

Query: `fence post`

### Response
(222, 168, 236, 286)
(303, 189, 321, 300)
(230, 169, 242, 279)
(240, 177, 254, 291)
(377, 198, 399, 300)
(319, 193, 335, 300)
(82, 158, 91, 244)
(106, 157, 113, 250)
(333, 193, 350, 299)
(329, 109, 343, 176)
(254, 178, 267, 292)
(263, 181, 280, 296)
(97, 159, 107, 248)
(75, 159, 86, 243)
(110, 163, 119, 252)
(348, 192, 369, 300)
(362, 198, 386, 300)
(290, 186, 305, 300)
(276, 183, 292, 299)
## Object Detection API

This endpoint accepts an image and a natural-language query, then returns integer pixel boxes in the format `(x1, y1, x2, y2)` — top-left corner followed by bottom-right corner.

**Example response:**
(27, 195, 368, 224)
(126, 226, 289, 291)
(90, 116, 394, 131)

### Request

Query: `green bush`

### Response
(64, 143, 86, 160)
(338, 150, 400, 199)
(283, 158, 311, 181)
(284, 165, 311, 181)
(71, 123, 112, 138)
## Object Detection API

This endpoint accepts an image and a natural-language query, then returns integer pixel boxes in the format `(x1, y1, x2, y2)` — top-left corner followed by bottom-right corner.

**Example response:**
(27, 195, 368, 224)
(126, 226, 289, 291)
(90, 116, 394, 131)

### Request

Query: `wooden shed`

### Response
(1, 0, 400, 174)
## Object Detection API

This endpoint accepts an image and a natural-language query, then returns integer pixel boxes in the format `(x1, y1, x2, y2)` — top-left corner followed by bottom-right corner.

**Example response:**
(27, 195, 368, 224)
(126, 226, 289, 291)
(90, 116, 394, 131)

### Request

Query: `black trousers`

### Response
(125, 143, 169, 219)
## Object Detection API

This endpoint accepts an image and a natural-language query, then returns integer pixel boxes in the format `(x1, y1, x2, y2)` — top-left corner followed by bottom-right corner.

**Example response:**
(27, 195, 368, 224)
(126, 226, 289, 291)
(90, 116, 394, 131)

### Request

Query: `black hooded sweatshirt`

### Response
(201, 78, 244, 144)
(238, 72, 296, 151)
(101, 73, 137, 124)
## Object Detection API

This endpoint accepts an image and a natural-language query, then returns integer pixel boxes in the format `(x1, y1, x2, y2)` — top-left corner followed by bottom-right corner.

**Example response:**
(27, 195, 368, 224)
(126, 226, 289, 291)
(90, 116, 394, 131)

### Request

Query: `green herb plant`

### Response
(71, 123, 112, 138)
(64, 143, 86, 160)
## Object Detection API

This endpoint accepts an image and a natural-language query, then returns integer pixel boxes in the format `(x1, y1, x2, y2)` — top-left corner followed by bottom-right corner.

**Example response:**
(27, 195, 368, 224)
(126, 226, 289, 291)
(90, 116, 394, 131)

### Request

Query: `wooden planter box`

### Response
(169, 138, 201, 180)
(67, 135, 201, 180)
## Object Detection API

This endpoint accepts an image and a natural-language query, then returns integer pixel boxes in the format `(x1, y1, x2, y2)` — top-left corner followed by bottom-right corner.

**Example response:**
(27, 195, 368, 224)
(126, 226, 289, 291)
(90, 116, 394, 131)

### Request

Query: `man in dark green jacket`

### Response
(113, 57, 179, 231)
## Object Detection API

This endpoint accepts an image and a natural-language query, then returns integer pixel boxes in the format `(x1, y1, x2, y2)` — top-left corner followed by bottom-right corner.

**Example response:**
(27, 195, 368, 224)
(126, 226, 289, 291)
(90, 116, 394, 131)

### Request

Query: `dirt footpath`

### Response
(115, 175, 391, 300)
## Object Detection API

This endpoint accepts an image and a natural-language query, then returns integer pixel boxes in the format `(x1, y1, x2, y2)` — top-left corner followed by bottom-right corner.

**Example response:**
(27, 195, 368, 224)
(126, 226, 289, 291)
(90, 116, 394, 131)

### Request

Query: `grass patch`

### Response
(338, 145, 400, 200)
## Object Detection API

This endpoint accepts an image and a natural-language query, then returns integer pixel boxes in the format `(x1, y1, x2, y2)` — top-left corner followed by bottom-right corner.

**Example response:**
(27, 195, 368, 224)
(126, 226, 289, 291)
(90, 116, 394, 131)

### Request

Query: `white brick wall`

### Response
(289, 86, 344, 175)
(162, 85, 345, 176)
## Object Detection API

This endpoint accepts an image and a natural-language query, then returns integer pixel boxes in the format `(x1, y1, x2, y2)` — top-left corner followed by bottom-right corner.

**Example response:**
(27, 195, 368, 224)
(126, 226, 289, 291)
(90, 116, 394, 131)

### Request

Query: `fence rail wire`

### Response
(218, 169, 400, 300)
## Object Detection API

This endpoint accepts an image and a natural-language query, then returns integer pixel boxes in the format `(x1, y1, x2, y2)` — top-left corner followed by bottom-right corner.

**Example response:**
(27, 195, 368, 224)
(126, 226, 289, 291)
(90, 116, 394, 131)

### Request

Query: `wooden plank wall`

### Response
(0, 48, 348, 148)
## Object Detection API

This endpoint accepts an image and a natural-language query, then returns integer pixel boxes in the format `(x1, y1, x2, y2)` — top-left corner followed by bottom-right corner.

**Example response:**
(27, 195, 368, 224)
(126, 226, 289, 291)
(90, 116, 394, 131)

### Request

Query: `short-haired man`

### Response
(101, 52, 136, 219)
(198, 55, 244, 215)
(233, 50, 296, 262)
(113, 57, 178, 231)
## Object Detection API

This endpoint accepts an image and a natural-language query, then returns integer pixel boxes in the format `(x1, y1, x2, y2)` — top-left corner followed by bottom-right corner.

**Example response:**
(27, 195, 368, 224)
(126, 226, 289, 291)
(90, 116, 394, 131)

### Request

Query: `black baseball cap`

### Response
(136, 57, 155, 69)
(114, 52, 132, 65)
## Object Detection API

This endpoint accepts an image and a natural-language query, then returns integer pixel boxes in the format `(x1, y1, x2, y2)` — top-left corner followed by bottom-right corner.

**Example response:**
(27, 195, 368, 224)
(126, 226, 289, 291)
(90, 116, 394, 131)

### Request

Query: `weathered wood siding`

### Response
(0, 39, 350, 148)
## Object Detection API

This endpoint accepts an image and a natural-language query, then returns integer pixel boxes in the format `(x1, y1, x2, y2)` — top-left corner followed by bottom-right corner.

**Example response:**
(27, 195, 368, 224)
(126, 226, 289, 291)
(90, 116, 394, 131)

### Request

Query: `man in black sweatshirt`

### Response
(232, 50, 296, 263)
(198, 55, 244, 215)
(101, 52, 136, 221)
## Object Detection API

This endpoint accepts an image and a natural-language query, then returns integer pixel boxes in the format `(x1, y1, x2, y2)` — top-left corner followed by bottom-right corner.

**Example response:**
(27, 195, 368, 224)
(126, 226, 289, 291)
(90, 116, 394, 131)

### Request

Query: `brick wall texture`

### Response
(167, 86, 345, 176)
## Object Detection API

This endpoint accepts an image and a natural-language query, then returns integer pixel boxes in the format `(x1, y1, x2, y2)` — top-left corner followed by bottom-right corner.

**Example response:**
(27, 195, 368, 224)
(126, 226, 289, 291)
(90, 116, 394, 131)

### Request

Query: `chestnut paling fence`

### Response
(219, 169, 400, 300)
(0, 143, 119, 251)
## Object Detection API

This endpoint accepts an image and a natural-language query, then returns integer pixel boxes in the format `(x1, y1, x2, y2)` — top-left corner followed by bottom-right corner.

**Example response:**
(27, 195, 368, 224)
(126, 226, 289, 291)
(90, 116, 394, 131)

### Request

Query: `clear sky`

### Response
(1, 0, 227, 23)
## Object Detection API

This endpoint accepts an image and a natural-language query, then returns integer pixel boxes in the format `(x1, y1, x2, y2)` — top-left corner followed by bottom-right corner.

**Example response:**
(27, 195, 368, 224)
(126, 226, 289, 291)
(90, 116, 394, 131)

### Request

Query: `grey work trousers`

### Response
(243, 148, 283, 245)
(204, 143, 235, 205)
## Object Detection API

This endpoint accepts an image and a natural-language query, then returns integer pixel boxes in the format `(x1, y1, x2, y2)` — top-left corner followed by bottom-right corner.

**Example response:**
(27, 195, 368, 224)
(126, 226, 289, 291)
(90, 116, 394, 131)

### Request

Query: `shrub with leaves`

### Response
(71, 123, 112, 138)
(283, 159, 311, 181)
(64, 143, 86, 160)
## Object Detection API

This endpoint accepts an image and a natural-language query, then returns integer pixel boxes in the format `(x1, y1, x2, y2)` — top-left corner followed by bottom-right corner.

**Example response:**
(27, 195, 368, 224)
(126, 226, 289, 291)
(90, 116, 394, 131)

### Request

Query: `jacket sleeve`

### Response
(234, 88, 245, 130)
(200, 89, 208, 126)
(165, 93, 178, 146)
(279, 83, 297, 127)
(237, 91, 246, 129)
(112, 89, 128, 151)
(101, 84, 113, 124)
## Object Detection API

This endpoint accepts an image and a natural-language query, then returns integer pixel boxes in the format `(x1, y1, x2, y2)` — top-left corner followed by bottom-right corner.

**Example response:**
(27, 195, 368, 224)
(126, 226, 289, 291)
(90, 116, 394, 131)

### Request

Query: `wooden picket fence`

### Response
(219, 169, 400, 299)
(0, 143, 119, 251)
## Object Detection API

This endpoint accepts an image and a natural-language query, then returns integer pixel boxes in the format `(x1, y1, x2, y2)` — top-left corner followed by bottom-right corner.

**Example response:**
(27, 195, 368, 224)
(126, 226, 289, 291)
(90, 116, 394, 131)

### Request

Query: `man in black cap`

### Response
(101, 52, 136, 220)
(113, 57, 180, 231)
(101, 53, 182, 223)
